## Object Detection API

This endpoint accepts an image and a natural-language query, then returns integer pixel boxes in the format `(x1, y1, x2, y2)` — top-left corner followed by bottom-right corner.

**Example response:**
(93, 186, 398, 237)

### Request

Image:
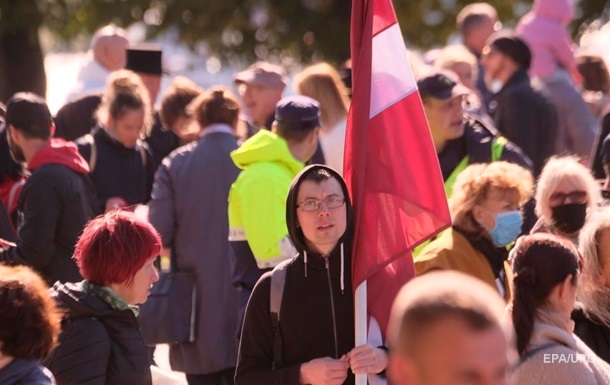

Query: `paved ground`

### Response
(153, 344, 188, 384)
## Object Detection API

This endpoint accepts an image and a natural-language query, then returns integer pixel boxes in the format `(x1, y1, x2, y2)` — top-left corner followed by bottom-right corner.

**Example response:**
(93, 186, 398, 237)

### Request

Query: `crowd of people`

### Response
(2, 0, 610, 384)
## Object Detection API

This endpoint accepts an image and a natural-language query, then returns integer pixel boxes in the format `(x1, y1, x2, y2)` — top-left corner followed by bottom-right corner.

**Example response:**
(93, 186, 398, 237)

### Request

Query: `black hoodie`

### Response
(236, 165, 357, 385)
(45, 282, 151, 385)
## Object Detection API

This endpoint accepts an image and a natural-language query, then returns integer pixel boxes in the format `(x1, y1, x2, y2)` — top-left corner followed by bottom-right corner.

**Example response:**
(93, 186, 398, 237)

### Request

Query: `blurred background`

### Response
(0, 0, 608, 113)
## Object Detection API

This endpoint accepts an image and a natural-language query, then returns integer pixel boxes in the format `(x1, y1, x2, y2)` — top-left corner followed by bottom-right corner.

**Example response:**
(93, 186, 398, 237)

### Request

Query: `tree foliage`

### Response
(0, 0, 607, 101)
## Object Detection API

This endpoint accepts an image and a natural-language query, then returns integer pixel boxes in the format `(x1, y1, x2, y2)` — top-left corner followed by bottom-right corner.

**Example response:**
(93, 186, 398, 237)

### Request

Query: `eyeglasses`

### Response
(549, 190, 587, 206)
(298, 196, 345, 212)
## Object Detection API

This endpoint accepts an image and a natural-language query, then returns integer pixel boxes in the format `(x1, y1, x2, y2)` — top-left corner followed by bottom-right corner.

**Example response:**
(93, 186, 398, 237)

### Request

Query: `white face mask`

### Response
(489, 79, 504, 94)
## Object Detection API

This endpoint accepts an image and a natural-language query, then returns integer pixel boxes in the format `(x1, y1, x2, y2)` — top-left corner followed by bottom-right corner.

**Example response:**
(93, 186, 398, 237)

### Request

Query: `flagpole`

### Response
(355, 280, 367, 385)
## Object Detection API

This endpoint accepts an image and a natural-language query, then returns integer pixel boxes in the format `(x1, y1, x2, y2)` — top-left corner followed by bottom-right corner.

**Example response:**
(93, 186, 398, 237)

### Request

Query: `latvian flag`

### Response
(344, 0, 451, 346)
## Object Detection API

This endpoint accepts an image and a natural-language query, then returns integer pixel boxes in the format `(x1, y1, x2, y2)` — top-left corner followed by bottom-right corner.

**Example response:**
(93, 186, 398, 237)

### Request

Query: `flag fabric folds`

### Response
(345, 0, 451, 334)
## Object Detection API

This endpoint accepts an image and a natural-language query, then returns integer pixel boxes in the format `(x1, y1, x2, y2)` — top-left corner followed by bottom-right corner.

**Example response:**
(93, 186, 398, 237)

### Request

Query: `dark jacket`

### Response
(0, 139, 95, 285)
(148, 127, 241, 373)
(573, 304, 610, 364)
(76, 127, 155, 214)
(490, 69, 558, 176)
(143, 113, 181, 174)
(439, 114, 532, 181)
(45, 282, 151, 385)
(235, 165, 356, 385)
(53, 93, 101, 141)
(0, 359, 55, 385)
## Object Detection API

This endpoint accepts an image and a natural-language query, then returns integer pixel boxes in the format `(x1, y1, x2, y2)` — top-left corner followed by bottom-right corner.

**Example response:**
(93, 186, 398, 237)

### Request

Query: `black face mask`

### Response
(551, 202, 587, 234)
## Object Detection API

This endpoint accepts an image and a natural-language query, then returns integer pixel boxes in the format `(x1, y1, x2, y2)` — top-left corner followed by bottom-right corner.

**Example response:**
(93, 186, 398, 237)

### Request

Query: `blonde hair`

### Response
(293, 62, 349, 130)
(96, 69, 153, 137)
(434, 45, 478, 83)
(451, 161, 533, 233)
(535, 156, 602, 221)
(578, 208, 610, 327)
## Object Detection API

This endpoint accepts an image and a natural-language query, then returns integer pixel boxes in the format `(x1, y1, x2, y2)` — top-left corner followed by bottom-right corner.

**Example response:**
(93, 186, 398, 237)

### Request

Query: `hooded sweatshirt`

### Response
(0, 139, 95, 285)
(516, 0, 576, 79)
(235, 164, 357, 385)
(45, 282, 151, 385)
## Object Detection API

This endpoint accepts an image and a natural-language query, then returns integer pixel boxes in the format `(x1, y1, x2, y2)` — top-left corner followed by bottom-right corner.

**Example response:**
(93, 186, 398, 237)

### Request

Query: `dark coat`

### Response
(490, 69, 558, 176)
(45, 282, 152, 385)
(573, 305, 610, 364)
(438, 114, 533, 181)
(148, 129, 241, 374)
(143, 113, 181, 174)
(76, 127, 155, 214)
(0, 359, 55, 385)
(54, 94, 101, 141)
(0, 140, 95, 285)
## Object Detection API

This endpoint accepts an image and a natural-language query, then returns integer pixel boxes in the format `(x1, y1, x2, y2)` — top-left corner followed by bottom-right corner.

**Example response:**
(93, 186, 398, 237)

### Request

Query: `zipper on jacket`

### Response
(325, 255, 339, 359)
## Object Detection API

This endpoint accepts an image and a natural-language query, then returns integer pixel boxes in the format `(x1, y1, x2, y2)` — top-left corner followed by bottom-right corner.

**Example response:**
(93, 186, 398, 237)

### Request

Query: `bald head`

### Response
(91, 24, 129, 72)
(457, 3, 500, 55)
(388, 271, 510, 385)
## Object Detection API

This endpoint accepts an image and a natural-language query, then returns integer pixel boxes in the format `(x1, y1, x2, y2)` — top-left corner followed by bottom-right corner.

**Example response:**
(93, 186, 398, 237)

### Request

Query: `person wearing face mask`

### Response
(415, 161, 533, 300)
(531, 156, 602, 244)
(480, 31, 557, 176)
(75, 69, 155, 215)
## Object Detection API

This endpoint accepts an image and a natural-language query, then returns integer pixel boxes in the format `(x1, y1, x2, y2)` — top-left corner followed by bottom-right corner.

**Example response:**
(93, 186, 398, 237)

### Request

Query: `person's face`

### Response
(548, 178, 588, 208)
(389, 318, 508, 385)
(113, 257, 159, 305)
(481, 47, 507, 89)
(238, 82, 283, 127)
(171, 115, 200, 143)
(6, 126, 26, 163)
(466, 16, 499, 55)
(449, 62, 476, 91)
(597, 228, 610, 287)
(107, 108, 145, 148)
(138, 73, 162, 104)
(473, 187, 520, 232)
(296, 177, 347, 256)
(423, 96, 465, 150)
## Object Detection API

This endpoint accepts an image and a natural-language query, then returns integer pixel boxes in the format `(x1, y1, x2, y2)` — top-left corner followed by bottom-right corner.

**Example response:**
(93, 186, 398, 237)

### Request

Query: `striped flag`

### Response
(345, 0, 451, 347)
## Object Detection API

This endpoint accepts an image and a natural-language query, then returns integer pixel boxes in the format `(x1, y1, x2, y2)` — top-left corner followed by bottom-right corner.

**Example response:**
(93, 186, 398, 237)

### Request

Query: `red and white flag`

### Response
(344, 0, 451, 354)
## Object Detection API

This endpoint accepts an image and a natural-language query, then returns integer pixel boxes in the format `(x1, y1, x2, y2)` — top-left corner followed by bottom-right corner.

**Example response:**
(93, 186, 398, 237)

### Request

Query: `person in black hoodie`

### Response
(235, 164, 388, 385)
(45, 210, 161, 385)
(0, 92, 95, 285)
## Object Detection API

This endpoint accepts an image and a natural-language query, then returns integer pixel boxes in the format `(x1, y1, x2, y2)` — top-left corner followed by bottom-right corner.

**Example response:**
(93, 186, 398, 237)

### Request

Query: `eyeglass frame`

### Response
(297, 195, 346, 212)
(549, 190, 588, 207)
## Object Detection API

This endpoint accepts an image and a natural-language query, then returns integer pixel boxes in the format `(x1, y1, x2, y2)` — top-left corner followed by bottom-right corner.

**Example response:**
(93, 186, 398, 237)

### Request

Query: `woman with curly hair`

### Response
(0, 265, 61, 385)
(416, 161, 533, 300)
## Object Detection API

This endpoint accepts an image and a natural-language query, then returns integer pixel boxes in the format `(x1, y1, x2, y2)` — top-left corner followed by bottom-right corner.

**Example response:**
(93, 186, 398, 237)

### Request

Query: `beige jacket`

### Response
(510, 322, 610, 385)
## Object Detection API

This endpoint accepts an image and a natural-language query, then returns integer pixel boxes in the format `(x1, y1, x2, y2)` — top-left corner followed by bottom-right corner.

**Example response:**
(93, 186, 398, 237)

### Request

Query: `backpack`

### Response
(269, 259, 292, 370)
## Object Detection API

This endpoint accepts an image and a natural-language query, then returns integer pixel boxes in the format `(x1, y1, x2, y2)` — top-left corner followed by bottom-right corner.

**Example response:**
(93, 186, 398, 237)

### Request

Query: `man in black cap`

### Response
(228, 95, 321, 329)
(418, 69, 531, 196)
(415, 69, 533, 255)
(481, 31, 557, 176)
(0, 93, 95, 285)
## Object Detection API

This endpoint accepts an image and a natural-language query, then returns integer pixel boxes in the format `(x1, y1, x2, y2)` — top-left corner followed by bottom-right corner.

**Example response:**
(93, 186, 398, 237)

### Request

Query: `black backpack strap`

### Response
(270, 259, 291, 370)
(512, 342, 561, 371)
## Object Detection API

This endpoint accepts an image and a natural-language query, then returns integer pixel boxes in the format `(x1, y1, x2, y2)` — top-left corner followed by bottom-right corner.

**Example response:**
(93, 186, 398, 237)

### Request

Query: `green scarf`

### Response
(82, 280, 139, 317)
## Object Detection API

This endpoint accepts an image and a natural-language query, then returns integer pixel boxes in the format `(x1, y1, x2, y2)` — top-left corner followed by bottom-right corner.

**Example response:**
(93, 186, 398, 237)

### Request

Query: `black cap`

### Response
(5, 92, 52, 134)
(485, 31, 532, 70)
(126, 46, 164, 75)
(275, 96, 320, 130)
(417, 70, 470, 100)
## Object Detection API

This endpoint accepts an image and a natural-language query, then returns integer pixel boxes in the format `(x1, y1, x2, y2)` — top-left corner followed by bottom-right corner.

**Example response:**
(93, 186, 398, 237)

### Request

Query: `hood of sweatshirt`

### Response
(285, 164, 354, 255)
(530, 0, 573, 25)
(27, 138, 90, 174)
(230, 129, 303, 175)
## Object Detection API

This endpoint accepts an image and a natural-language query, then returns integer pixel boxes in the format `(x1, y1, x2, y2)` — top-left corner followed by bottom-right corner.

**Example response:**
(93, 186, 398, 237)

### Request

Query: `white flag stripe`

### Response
(370, 23, 417, 119)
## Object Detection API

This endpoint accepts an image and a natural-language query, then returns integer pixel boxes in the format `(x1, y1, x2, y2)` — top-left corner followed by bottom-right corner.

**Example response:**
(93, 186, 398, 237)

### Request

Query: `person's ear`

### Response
(471, 205, 485, 226)
(557, 274, 573, 303)
(387, 355, 415, 385)
(50, 123, 56, 138)
(271, 121, 278, 133)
